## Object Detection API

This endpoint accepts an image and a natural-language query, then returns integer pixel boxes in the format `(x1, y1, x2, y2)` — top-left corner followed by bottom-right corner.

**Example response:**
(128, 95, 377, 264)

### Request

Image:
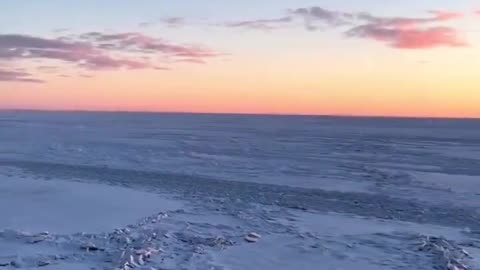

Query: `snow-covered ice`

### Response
(0, 173, 184, 234)
(1, 112, 480, 269)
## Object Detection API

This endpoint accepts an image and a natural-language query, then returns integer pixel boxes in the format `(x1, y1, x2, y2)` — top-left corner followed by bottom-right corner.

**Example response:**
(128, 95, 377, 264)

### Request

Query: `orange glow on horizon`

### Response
(1, 35, 479, 118)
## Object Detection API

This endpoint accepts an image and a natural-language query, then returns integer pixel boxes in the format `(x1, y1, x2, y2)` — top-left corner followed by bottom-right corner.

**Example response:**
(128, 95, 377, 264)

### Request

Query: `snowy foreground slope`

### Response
(1, 112, 480, 269)
(1, 167, 479, 270)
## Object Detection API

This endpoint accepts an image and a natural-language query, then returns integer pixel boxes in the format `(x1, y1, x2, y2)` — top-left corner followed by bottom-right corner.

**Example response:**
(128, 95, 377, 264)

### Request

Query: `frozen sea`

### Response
(1, 111, 480, 269)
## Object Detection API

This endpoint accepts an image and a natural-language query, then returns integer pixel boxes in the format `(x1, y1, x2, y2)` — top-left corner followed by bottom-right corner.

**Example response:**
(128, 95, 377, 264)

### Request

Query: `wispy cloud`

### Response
(0, 68, 43, 83)
(138, 21, 154, 28)
(162, 17, 186, 28)
(224, 17, 292, 31)
(76, 32, 219, 59)
(290, 7, 354, 30)
(0, 34, 151, 70)
(52, 28, 70, 34)
(36, 65, 60, 73)
(0, 32, 220, 81)
(139, 17, 186, 28)
(345, 10, 466, 49)
(350, 11, 463, 29)
(429, 10, 464, 21)
(226, 6, 467, 49)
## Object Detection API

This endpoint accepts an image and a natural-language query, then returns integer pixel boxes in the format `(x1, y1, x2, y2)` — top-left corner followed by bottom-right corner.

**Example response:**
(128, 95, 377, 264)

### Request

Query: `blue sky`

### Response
(2, 0, 476, 34)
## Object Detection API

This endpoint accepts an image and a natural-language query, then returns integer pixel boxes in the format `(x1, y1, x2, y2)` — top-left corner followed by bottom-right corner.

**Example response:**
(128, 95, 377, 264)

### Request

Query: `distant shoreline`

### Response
(0, 109, 479, 121)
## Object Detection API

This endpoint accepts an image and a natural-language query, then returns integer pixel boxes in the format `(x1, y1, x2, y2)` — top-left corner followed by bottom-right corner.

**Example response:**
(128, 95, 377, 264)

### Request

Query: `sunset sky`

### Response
(1, 0, 479, 117)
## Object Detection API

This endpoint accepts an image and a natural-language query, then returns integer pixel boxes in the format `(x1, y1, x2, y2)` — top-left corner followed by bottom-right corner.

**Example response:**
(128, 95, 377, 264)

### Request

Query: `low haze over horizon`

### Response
(1, 1, 479, 118)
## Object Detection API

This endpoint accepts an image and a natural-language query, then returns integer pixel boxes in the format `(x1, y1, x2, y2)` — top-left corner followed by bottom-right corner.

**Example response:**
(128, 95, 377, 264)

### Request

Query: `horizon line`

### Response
(1, 108, 479, 120)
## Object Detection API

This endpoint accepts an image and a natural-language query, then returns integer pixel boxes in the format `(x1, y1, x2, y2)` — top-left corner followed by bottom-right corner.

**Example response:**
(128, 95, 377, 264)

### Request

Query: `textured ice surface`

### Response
(1, 112, 480, 269)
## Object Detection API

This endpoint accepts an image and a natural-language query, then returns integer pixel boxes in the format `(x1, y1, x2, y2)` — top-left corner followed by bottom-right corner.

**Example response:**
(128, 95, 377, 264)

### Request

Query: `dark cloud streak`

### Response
(224, 17, 292, 31)
(290, 7, 354, 30)
(0, 68, 43, 83)
(162, 17, 186, 28)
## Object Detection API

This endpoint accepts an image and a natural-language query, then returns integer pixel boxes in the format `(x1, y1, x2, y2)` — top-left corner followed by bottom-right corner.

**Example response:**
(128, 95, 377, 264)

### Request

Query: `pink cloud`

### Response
(227, 6, 466, 50)
(0, 32, 220, 80)
(354, 10, 463, 29)
(344, 9, 467, 49)
(429, 10, 463, 21)
(0, 34, 151, 70)
(347, 25, 467, 49)
(290, 8, 463, 30)
(77, 32, 220, 59)
(26, 47, 150, 70)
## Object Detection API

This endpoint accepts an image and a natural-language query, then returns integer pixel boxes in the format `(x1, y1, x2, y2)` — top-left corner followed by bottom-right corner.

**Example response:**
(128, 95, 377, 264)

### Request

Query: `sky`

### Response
(1, 0, 479, 117)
